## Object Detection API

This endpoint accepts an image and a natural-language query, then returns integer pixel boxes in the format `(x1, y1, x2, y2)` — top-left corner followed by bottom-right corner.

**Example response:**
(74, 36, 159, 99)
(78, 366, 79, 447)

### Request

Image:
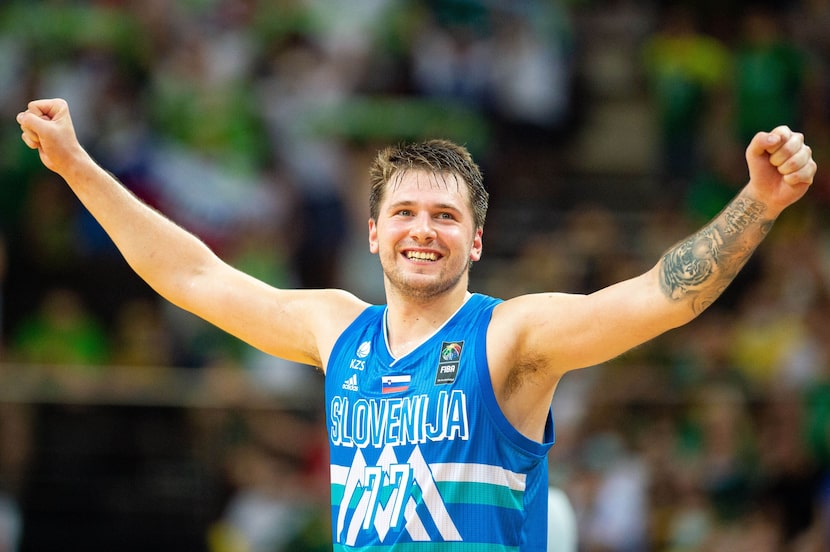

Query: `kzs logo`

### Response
(350, 341, 370, 370)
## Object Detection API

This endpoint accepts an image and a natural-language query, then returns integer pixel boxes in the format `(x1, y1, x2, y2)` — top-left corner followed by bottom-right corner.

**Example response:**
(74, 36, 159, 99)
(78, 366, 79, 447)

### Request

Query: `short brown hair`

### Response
(368, 139, 488, 229)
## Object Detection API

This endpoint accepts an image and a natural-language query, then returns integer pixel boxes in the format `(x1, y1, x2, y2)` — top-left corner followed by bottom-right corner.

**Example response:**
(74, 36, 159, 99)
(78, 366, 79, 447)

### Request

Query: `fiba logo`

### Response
(441, 342, 463, 362)
(435, 341, 463, 384)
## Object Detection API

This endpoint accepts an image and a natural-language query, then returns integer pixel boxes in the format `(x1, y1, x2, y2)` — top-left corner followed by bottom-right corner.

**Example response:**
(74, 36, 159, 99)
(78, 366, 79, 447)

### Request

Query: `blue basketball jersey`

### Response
(325, 293, 555, 551)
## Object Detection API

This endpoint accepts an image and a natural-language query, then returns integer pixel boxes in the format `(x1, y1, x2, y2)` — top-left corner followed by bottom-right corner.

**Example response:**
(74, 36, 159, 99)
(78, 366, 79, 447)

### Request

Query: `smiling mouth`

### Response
(405, 251, 440, 261)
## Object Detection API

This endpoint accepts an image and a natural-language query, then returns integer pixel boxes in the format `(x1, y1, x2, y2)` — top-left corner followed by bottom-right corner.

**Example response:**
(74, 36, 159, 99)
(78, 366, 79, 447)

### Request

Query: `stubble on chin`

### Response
(382, 259, 468, 301)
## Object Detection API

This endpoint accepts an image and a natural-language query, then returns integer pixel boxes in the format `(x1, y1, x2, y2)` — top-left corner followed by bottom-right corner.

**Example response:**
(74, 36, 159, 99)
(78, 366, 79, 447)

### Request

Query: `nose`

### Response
(409, 212, 436, 242)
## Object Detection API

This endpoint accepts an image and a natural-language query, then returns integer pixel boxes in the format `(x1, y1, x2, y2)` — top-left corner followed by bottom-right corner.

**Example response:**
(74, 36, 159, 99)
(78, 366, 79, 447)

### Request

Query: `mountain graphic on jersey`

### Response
(332, 444, 462, 545)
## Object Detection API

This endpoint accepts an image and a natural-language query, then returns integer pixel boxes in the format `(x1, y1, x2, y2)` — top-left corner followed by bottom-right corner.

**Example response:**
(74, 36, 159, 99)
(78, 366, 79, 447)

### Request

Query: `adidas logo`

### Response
(342, 374, 359, 392)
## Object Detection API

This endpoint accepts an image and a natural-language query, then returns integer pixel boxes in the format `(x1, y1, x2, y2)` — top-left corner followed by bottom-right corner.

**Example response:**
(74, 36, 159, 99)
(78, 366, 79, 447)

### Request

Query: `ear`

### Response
(470, 228, 483, 262)
(368, 218, 379, 254)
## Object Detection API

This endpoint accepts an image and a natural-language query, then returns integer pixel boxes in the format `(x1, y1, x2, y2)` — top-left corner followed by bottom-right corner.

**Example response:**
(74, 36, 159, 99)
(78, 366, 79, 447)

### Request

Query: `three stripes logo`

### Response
(342, 374, 359, 392)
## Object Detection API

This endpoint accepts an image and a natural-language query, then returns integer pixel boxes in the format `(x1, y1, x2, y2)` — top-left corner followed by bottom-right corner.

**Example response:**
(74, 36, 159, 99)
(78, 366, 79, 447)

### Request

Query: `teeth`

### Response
(407, 251, 438, 261)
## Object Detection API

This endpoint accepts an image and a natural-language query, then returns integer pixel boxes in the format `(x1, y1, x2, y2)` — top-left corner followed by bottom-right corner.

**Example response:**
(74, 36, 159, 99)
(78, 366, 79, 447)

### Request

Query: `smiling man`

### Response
(16, 98, 816, 550)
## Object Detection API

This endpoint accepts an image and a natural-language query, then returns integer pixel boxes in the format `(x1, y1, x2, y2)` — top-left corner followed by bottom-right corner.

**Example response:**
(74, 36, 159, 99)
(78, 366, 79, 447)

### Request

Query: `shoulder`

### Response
(257, 287, 372, 370)
(487, 292, 586, 375)
(307, 289, 374, 369)
(489, 292, 581, 338)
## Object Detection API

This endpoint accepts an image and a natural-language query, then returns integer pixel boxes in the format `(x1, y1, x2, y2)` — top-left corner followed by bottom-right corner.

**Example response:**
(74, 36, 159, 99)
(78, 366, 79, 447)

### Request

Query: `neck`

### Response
(383, 283, 471, 357)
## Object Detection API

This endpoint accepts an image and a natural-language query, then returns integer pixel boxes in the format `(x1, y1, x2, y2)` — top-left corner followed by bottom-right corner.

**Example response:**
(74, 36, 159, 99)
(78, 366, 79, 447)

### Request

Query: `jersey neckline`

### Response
(382, 292, 475, 366)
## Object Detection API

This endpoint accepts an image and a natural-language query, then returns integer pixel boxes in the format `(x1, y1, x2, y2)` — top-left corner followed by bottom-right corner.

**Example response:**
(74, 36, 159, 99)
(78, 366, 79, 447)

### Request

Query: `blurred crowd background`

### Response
(1, 0, 830, 550)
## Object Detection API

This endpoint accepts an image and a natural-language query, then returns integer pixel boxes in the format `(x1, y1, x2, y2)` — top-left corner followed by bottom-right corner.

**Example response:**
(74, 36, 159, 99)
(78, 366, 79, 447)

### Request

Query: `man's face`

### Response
(368, 169, 483, 300)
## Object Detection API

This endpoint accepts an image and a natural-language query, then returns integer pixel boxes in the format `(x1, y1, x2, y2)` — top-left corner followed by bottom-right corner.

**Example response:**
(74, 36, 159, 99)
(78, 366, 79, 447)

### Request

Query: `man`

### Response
(17, 98, 815, 550)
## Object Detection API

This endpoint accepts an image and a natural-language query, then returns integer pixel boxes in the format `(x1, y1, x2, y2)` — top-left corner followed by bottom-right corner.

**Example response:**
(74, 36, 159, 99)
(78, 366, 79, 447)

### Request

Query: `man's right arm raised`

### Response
(17, 99, 365, 370)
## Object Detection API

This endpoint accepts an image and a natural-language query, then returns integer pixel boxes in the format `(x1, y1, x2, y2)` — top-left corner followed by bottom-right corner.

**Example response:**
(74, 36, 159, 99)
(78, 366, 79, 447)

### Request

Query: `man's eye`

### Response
(437, 212, 454, 220)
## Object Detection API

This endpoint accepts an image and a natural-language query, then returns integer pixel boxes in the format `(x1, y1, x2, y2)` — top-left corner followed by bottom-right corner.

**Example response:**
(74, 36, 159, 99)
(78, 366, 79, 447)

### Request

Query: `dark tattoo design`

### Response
(722, 197, 765, 235)
(661, 227, 723, 301)
(660, 196, 771, 314)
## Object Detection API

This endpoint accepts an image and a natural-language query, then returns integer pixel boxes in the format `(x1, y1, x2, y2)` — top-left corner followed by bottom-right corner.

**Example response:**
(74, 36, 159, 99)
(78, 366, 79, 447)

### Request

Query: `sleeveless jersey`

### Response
(325, 293, 555, 551)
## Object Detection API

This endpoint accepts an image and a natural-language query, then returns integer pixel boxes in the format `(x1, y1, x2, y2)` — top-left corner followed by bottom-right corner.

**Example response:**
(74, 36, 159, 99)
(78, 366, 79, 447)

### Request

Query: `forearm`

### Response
(62, 150, 218, 302)
(658, 187, 774, 316)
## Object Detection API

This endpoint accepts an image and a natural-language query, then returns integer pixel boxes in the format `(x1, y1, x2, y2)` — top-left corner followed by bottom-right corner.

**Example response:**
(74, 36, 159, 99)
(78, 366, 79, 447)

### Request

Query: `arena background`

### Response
(1, 0, 829, 550)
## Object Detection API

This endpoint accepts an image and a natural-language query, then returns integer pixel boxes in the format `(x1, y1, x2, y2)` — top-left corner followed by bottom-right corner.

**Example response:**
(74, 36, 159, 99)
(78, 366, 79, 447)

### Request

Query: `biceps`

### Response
(177, 264, 322, 365)
(520, 273, 688, 371)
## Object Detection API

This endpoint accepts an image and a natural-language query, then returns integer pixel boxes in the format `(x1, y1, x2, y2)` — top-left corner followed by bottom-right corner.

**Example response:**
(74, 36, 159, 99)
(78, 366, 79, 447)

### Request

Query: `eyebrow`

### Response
(387, 200, 464, 213)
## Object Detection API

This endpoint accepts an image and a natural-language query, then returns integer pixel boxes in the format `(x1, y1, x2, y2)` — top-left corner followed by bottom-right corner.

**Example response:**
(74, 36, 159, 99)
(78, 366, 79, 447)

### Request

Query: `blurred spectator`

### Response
(17, 175, 82, 272)
(10, 287, 109, 367)
(488, 4, 574, 133)
(755, 394, 821, 545)
(110, 298, 173, 368)
(547, 485, 578, 552)
(0, 235, 5, 360)
(642, 4, 730, 196)
(410, 5, 492, 107)
(798, 0, 830, 152)
(207, 409, 328, 552)
(0, 402, 30, 552)
(728, 221, 828, 392)
(731, 5, 808, 144)
(256, 37, 354, 288)
(682, 136, 747, 225)
(0, 491, 21, 552)
(693, 384, 757, 522)
(573, 432, 649, 552)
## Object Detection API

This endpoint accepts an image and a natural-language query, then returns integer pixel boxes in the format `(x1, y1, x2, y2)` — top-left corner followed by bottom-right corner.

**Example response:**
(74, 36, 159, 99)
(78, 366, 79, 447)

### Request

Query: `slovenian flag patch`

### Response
(381, 374, 411, 394)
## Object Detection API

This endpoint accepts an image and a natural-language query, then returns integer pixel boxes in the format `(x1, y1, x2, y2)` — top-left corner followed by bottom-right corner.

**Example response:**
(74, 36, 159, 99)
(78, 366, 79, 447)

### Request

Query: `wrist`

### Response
(60, 145, 97, 182)
(737, 185, 784, 222)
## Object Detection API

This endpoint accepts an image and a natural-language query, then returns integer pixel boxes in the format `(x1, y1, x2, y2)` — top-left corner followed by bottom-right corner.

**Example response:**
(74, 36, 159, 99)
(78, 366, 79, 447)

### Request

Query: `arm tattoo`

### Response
(722, 197, 767, 235)
(660, 196, 773, 314)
